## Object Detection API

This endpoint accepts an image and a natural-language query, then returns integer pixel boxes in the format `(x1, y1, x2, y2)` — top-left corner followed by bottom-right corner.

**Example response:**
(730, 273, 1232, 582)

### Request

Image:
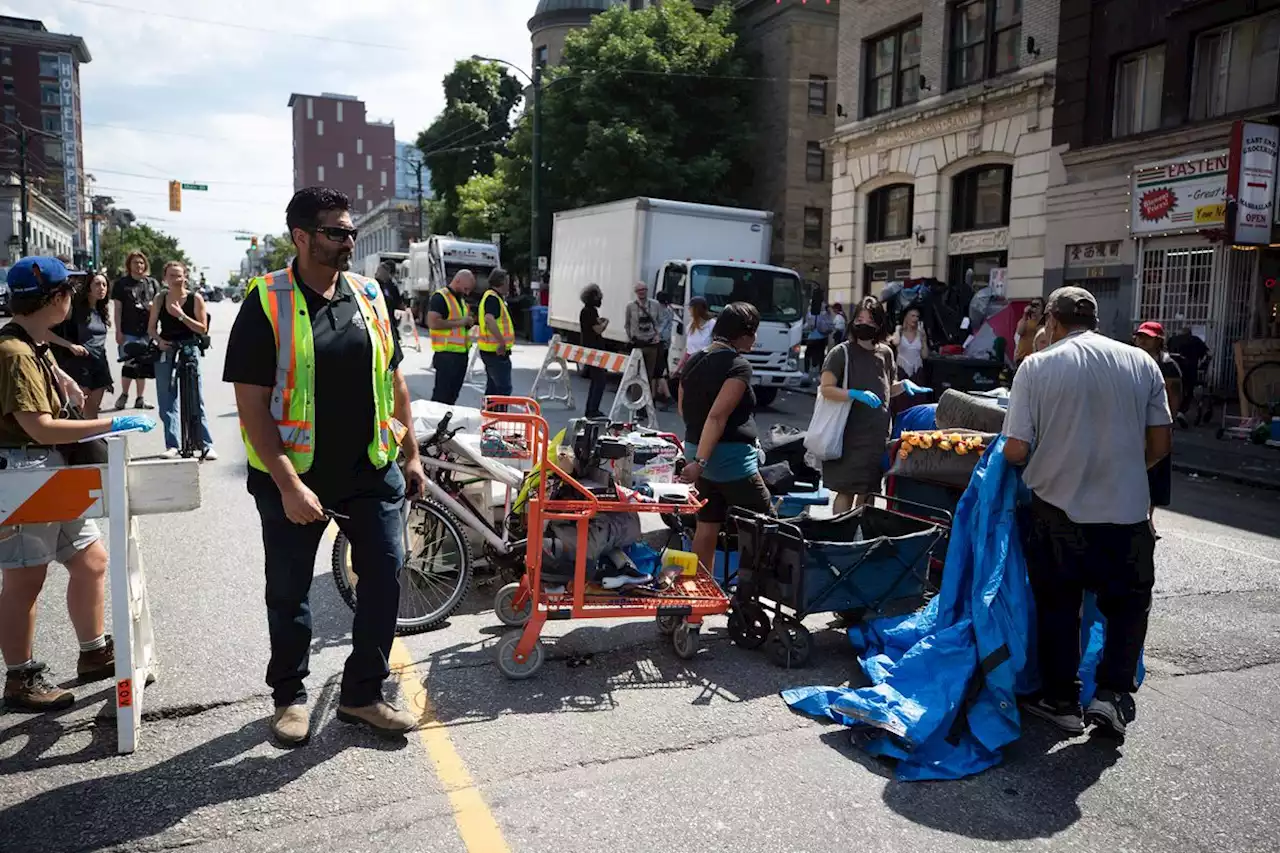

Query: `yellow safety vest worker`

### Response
(430, 287, 470, 353)
(241, 267, 398, 474)
(477, 290, 515, 353)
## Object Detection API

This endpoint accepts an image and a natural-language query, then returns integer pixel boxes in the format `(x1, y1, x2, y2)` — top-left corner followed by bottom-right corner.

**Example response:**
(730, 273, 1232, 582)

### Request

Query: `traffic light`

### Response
(250, 236, 258, 249)
(168, 180, 181, 213)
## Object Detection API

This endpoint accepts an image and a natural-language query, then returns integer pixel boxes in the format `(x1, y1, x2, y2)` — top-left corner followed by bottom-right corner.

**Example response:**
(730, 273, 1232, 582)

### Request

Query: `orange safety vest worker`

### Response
(429, 287, 470, 353)
(477, 290, 515, 353)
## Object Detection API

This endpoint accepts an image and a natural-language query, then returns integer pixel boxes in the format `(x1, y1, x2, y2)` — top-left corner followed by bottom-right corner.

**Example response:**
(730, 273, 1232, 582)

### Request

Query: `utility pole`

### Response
(531, 63, 543, 290)
(415, 158, 425, 240)
(2, 122, 60, 258)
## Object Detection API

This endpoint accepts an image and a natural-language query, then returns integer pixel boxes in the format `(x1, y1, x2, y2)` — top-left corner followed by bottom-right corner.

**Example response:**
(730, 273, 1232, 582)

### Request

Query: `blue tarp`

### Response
(783, 437, 1139, 781)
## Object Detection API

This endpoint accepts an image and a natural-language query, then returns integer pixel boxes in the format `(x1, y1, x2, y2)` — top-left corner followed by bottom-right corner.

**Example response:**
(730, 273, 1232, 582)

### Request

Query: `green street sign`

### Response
(234, 235, 253, 241)
(180, 183, 208, 191)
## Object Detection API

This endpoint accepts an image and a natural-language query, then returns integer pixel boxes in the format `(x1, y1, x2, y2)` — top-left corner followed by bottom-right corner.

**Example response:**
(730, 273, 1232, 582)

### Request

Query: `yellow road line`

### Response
(390, 639, 510, 853)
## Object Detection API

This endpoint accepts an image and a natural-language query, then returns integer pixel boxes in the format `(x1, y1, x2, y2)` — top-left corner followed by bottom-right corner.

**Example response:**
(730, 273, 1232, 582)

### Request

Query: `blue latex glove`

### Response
(901, 379, 933, 396)
(847, 389, 883, 408)
(110, 415, 156, 433)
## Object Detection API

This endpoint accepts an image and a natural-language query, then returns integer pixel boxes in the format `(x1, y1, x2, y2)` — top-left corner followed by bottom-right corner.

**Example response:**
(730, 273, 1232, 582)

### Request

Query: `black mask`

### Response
(852, 323, 878, 341)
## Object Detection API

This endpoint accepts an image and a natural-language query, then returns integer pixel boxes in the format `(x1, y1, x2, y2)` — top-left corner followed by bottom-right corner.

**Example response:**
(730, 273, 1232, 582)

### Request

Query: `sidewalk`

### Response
(1173, 423, 1280, 490)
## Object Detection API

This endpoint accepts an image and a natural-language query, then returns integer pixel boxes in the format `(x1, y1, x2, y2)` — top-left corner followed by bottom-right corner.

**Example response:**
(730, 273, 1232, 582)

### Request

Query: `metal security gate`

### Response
(1135, 241, 1258, 392)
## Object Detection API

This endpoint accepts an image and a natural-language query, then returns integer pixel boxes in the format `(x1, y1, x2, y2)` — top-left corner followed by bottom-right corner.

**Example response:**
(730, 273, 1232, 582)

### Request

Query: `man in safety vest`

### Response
(224, 187, 426, 747)
(426, 269, 476, 404)
(477, 268, 515, 398)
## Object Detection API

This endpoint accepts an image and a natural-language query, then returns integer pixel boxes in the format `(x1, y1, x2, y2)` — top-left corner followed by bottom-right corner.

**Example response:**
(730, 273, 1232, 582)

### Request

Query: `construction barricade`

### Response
(0, 436, 201, 754)
(528, 334, 656, 428)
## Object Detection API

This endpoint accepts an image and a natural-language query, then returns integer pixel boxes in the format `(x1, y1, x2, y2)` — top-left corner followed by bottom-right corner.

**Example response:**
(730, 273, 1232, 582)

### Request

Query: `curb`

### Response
(1171, 462, 1280, 492)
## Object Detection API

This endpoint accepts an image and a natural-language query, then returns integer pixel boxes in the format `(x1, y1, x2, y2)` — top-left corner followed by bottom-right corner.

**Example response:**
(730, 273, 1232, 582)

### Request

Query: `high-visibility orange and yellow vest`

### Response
(477, 290, 514, 353)
(430, 287, 470, 353)
(241, 267, 398, 474)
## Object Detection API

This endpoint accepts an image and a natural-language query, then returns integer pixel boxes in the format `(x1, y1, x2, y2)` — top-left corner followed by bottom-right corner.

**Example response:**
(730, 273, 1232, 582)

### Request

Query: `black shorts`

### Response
(1147, 454, 1172, 508)
(695, 472, 773, 523)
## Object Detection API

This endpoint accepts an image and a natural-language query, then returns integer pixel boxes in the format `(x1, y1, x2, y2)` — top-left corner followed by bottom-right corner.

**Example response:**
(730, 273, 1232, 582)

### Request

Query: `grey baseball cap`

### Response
(1045, 285, 1098, 318)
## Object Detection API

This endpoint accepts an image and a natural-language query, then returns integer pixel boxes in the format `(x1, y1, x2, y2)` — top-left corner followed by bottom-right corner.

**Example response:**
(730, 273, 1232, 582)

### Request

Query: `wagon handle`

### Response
(865, 492, 954, 527)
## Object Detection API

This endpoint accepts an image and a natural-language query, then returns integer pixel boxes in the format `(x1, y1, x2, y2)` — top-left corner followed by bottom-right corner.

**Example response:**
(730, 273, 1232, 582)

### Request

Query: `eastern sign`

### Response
(1130, 151, 1229, 235)
(1227, 121, 1279, 245)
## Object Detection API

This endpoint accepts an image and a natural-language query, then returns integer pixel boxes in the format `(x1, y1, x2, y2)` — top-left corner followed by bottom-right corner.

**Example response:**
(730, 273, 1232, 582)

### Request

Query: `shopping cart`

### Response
(727, 494, 950, 668)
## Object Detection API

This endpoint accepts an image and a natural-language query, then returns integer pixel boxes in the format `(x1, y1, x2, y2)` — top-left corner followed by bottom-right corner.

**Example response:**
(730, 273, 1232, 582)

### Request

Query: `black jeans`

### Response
(804, 339, 827, 372)
(249, 463, 406, 708)
(1025, 495, 1156, 704)
(584, 364, 608, 415)
(480, 351, 513, 398)
(431, 351, 468, 405)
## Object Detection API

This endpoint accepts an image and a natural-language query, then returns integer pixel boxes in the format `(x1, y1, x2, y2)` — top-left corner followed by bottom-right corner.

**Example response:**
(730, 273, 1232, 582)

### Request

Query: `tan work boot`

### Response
(336, 701, 417, 737)
(4, 663, 75, 712)
(270, 705, 310, 747)
(77, 635, 115, 684)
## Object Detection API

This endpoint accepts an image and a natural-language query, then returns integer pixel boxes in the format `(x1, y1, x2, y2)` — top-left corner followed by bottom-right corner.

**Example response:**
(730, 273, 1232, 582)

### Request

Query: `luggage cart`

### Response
(728, 495, 950, 668)
(489, 402, 728, 679)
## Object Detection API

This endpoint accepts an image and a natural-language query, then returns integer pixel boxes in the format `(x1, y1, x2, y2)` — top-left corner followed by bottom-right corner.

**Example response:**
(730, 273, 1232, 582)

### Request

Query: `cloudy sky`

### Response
(16, 0, 535, 278)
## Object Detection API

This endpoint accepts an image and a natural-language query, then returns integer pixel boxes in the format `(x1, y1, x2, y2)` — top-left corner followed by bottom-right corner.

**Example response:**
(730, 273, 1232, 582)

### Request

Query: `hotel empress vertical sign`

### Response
(1131, 151, 1229, 235)
(58, 52, 81, 249)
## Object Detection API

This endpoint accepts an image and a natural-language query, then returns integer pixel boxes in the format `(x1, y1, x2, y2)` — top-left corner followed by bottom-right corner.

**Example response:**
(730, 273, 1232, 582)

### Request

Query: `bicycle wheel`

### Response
(1241, 360, 1280, 412)
(331, 497, 474, 635)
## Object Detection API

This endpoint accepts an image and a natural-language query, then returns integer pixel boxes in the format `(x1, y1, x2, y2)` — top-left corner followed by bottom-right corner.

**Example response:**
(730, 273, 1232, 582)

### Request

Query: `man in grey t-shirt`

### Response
(1003, 286, 1172, 741)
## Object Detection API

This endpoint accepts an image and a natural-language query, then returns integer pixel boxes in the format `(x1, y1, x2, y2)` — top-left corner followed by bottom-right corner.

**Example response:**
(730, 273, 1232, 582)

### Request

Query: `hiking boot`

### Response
(77, 636, 115, 684)
(134, 397, 154, 410)
(1021, 696, 1085, 735)
(113, 393, 128, 411)
(4, 663, 75, 712)
(1086, 688, 1136, 740)
(336, 701, 417, 737)
(270, 705, 310, 747)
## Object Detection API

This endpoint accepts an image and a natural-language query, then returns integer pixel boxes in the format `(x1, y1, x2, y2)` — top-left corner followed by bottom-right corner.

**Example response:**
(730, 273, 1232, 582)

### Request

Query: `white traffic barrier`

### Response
(396, 309, 423, 353)
(528, 334, 655, 428)
(0, 436, 201, 754)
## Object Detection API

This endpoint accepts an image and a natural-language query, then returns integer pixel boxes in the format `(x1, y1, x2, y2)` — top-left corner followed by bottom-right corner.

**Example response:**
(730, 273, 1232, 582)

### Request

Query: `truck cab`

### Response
(408, 235, 501, 324)
(658, 258, 805, 405)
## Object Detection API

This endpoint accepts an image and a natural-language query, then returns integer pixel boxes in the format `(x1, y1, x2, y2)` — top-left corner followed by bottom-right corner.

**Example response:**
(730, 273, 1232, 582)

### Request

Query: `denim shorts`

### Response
(0, 448, 101, 570)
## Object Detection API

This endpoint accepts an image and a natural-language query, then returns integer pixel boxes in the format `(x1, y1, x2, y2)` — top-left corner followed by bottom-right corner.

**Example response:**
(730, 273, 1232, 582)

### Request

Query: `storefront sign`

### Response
(863, 239, 913, 263)
(1228, 121, 1279, 245)
(1131, 150, 1229, 235)
(1064, 241, 1123, 278)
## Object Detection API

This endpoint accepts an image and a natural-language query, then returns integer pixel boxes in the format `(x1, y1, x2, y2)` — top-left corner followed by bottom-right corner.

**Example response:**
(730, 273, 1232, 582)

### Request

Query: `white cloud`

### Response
(15, 0, 536, 277)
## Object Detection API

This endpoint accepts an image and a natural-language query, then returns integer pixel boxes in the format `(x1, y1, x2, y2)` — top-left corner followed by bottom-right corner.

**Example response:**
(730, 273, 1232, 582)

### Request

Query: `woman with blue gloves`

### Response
(818, 296, 931, 514)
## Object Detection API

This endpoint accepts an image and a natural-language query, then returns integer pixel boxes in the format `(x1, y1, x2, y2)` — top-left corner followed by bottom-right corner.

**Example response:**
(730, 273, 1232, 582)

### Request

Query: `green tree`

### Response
(100, 221, 191, 280)
(417, 59, 524, 235)
(262, 232, 294, 272)
(456, 170, 506, 240)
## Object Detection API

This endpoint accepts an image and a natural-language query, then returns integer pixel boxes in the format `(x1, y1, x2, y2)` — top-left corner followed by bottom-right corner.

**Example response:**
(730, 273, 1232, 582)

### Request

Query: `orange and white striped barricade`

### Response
(529, 334, 656, 428)
(0, 436, 201, 754)
(396, 308, 423, 352)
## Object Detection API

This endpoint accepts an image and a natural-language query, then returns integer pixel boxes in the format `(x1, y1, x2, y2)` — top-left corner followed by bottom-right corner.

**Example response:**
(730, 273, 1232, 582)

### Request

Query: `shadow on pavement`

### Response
(0, 679, 406, 853)
(1166, 473, 1280, 539)
(816, 719, 1121, 841)
(0, 685, 119, 774)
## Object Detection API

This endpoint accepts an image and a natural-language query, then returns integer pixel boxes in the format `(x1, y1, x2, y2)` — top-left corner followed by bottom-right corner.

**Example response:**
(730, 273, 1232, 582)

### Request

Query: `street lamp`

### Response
(472, 54, 543, 287)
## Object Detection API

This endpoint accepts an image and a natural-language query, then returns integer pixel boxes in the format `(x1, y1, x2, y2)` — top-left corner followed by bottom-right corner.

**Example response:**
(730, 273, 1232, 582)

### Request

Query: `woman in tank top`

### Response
(147, 261, 216, 460)
(891, 306, 929, 380)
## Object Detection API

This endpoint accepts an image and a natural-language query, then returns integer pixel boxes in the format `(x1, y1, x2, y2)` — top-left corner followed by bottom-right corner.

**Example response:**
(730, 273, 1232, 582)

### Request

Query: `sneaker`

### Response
(113, 393, 128, 412)
(600, 571, 652, 590)
(201, 447, 218, 461)
(1175, 412, 1188, 429)
(135, 397, 154, 410)
(336, 701, 416, 737)
(270, 704, 310, 747)
(4, 663, 75, 711)
(161, 448, 179, 459)
(1085, 688, 1136, 740)
(76, 635, 115, 684)
(1021, 696, 1085, 735)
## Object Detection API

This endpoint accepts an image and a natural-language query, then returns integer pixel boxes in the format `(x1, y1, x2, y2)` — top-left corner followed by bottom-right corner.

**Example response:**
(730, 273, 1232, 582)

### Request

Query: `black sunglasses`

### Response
(313, 225, 358, 243)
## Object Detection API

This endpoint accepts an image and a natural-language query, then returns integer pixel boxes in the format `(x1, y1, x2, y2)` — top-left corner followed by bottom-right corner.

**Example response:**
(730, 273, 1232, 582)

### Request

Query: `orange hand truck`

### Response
(482, 398, 729, 678)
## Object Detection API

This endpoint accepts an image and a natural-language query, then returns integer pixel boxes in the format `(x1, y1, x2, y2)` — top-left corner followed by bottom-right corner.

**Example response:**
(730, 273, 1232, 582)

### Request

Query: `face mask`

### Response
(852, 323, 878, 341)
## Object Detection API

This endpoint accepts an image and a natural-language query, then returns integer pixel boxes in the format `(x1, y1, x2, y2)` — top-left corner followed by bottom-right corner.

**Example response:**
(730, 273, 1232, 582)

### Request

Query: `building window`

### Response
(3, 105, 13, 124)
(2, 77, 13, 95)
(1113, 47, 1164, 137)
(380, 171, 388, 187)
(367, 200, 373, 212)
(337, 152, 344, 168)
(866, 184, 915, 242)
(535, 45, 549, 67)
(806, 142, 825, 182)
(949, 0, 1021, 90)
(363, 154, 371, 170)
(951, 165, 1012, 232)
(1190, 13, 1280, 120)
(42, 111, 60, 133)
(0, 47, 10, 65)
(42, 140, 63, 165)
(803, 208, 823, 249)
(39, 53, 59, 78)
(356, 138, 363, 154)
(336, 101, 343, 122)
(40, 82, 59, 105)
(864, 21, 921, 116)
(808, 75, 829, 115)
(357, 184, 364, 200)
(306, 97, 313, 119)
(317, 165, 325, 182)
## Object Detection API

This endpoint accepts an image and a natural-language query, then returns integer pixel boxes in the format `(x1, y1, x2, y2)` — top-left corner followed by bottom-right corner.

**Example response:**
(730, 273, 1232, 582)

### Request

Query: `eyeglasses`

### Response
(313, 225, 358, 243)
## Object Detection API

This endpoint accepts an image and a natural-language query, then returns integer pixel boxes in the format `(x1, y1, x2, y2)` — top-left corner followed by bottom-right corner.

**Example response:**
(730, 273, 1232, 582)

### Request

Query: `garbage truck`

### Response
(407, 235, 501, 324)
(547, 197, 806, 405)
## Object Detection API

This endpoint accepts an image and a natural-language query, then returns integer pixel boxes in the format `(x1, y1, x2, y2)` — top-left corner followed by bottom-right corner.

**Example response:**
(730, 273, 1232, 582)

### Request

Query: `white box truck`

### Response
(547, 197, 806, 404)
(407, 235, 501, 323)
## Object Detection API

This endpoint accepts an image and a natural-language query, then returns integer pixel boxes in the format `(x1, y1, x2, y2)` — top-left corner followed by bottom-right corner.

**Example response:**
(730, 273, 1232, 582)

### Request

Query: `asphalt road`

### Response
(2, 301, 1278, 853)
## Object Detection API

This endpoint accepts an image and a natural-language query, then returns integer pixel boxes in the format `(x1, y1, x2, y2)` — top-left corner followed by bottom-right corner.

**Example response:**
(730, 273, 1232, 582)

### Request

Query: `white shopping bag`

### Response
(803, 342, 852, 461)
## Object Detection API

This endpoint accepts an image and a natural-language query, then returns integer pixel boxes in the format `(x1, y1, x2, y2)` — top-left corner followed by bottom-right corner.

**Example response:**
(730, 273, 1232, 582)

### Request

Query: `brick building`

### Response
(1046, 0, 1280, 384)
(287, 92, 396, 215)
(827, 0, 1059, 303)
(528, 0, 838, 284)
(0, 15, 91, 252)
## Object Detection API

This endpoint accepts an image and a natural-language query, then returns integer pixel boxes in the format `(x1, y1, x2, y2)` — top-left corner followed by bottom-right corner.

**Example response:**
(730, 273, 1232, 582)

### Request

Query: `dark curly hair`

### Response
(286, 186, 351, 239)
(712, 301, 760, 342)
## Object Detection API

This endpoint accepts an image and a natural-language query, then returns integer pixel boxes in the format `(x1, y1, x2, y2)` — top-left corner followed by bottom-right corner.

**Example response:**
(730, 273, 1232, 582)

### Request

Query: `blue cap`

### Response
(7, 256, 70, 297)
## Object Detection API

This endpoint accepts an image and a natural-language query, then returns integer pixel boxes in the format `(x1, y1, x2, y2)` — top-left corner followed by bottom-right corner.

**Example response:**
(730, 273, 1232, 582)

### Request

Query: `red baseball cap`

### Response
(1135, 321, 1164, 338)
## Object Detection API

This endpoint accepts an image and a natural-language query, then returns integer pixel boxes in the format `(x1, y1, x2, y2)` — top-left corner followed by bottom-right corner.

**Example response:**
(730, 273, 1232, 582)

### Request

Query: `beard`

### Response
(311, 242, 352, 271)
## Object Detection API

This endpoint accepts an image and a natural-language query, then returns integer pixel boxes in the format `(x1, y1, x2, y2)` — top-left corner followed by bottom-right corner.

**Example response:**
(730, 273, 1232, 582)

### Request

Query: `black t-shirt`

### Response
(111, 275, 157, 337)
(223, 265, 403, 493)
(1167, 332, 1208, 383)
(680, 347, 757, 445)
(580, 305, 602, 349)
(1156, 351, 1183, 384)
